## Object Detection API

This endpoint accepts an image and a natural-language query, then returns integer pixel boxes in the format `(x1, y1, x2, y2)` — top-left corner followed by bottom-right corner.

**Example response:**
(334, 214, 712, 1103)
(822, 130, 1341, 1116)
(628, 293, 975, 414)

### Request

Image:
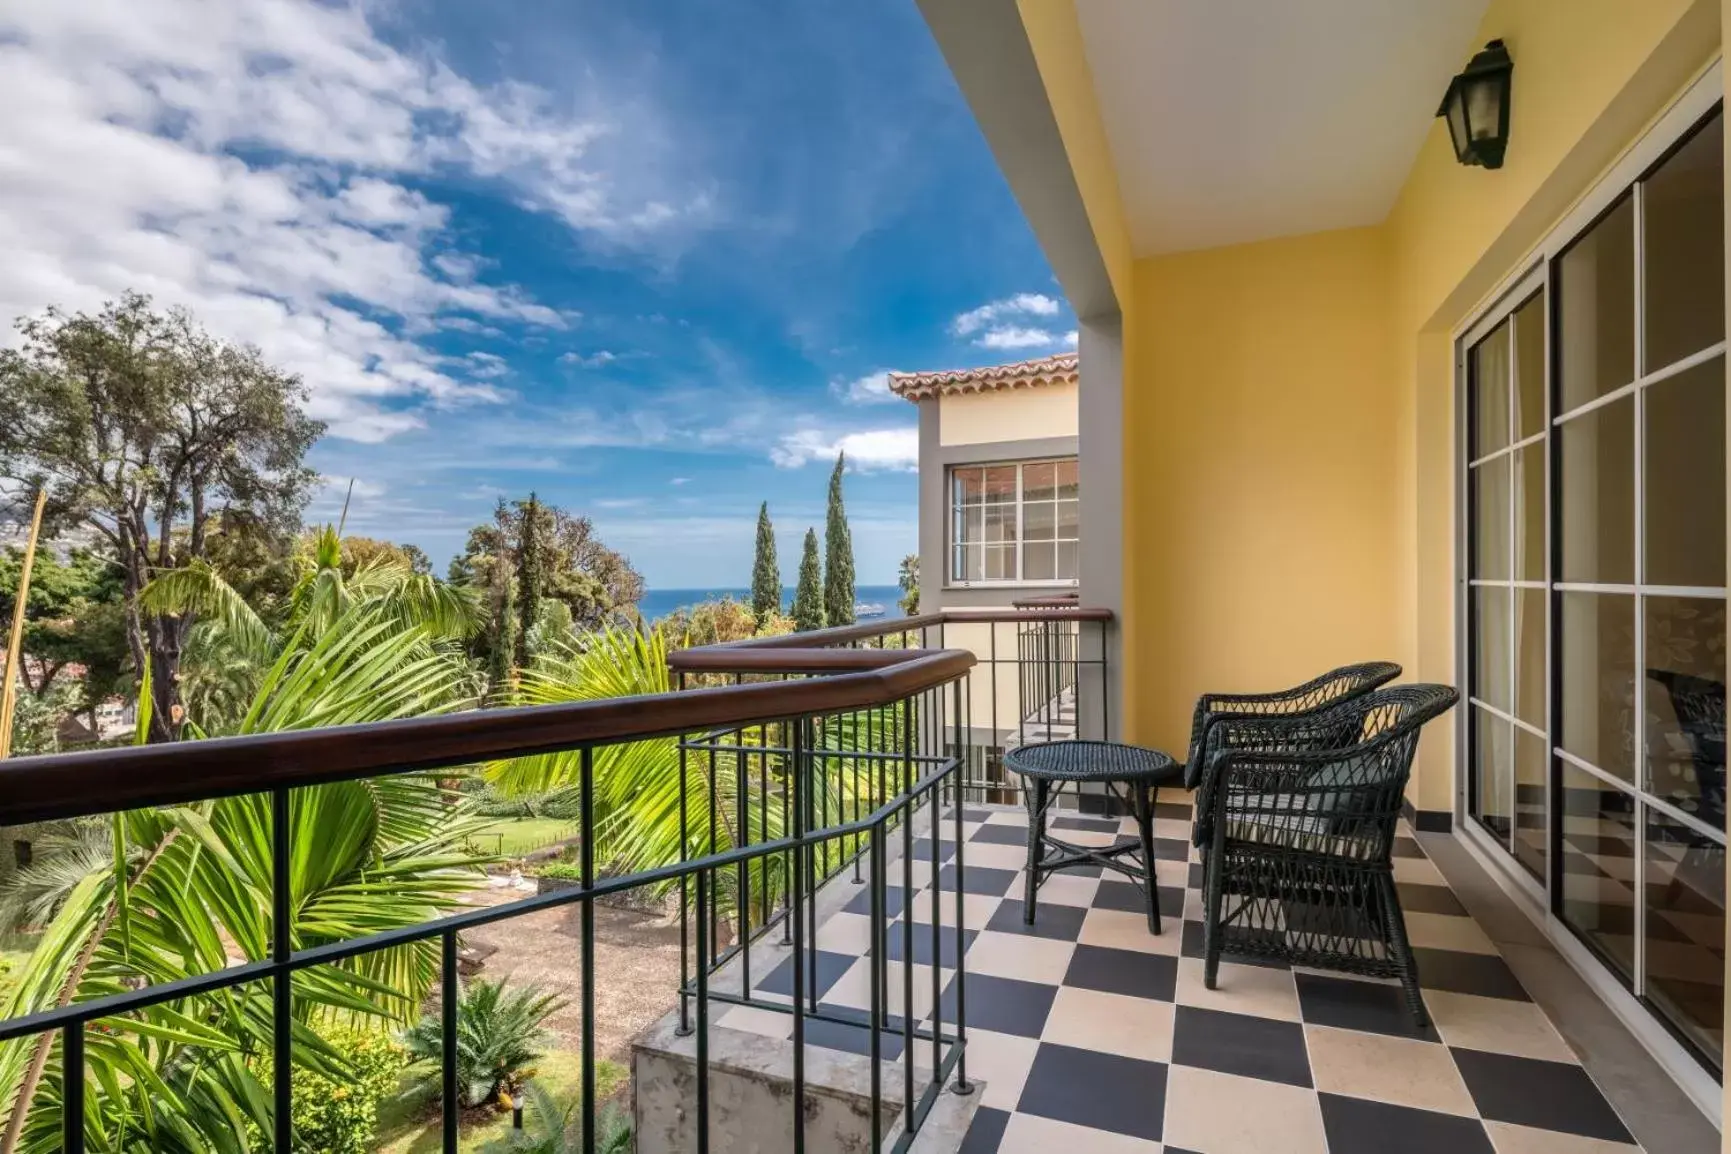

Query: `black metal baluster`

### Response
(790, 719, 807, 1154)
(271, 785, 293, 1154)
(61, 1024, 83, 1154)
(737, 741, 750, 994)
(952, 679, 973, 1095)
(442, 928, 458, 1152)
(929, 777, 944, 1086)
(869, 820, 885, 1153)
(694, 864, 710, 1154)
(677, 674, 693, 1035)
(707, 744, 719, 968)
(901, 728, 915, 1130)
(580, 746, 596, 1154)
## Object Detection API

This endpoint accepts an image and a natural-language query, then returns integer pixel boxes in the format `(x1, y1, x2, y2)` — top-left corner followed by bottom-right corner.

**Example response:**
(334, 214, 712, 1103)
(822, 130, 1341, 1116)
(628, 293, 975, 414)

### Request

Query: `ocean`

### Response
(637, 584, 907, 624)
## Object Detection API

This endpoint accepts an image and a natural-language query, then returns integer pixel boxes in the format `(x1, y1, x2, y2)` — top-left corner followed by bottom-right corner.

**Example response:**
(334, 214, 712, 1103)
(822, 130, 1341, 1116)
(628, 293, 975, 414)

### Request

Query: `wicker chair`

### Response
(1197, 683, 1458, 1026)
(1185, 662, 1402, 851)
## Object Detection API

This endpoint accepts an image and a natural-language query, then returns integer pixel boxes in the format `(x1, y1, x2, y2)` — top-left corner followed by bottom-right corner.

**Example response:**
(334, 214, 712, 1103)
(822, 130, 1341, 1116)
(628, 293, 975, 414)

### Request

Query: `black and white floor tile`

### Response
(722, 796, 1645, 1153)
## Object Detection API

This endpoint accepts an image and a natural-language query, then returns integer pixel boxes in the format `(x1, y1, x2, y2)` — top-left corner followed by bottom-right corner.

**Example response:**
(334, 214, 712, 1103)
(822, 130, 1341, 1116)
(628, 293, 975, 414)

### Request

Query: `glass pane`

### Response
(1558, 195, 1635, 413)
(1515, 587, 1546, 728)
(1057, 542, 1078, 580)
(1558, 763, 1637, 981)
(1023, 501, 1056, 541)
(1471, 457, 1510, 579)
(982, 466, 1016, 504)
(1056, 500, 1079, 541)
(983, 505, 1016, 544)
(1514, 444, 1545, 581)
(984, 544, 1015, 580)
(1515, 291, 1547, 437)
(1023, 542, 1056, 582)
(1559, 396, 1634, 584)
(1514, 727, 1548, 881)
(1643, 110, 1725, 372)
(1644, 807, 1725, 1064)
(1473, 587, 1511, 711)
(1023, 462, 1057, 502)
(953, 468, 984, 504)
(960, 507, 983, 547)
(1054, 458, 1079, 500)
(1472, 320, 1512, 457)
(1560, 592, 1637, 781)
(1645, 356, 1726, 588)
(957, 544, 982, 582)
(1645, 595, 1727, 830)
(1473, 709, 1513, 840)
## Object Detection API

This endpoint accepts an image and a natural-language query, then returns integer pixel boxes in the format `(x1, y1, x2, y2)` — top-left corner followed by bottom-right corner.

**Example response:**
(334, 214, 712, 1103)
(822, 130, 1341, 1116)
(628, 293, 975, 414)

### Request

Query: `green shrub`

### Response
(536, 861, 583, 881)
(248, 1026, 405, 1154)
(405, 978, 567, 1108)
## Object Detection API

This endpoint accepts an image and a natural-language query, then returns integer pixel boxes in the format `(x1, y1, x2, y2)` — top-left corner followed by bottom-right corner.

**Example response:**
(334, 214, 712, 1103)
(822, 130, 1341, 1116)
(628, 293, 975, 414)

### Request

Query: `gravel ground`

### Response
(458, 881, 686, 1065)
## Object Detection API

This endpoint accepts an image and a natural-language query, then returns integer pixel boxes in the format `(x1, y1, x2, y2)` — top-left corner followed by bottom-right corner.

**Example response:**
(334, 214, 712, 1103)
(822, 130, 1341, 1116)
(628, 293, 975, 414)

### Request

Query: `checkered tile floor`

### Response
(720, 794, 1647, 1153)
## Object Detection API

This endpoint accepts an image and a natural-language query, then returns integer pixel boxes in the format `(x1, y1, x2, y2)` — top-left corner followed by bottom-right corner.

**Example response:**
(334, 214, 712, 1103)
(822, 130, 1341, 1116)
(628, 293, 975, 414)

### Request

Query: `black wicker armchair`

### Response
(1185, 662, 1402, 849)
(1197, 683, 1458, 1026)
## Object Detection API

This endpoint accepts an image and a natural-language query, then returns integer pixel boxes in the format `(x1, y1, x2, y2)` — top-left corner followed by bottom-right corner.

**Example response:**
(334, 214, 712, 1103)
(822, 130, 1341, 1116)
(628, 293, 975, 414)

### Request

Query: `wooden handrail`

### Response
(0, 647, 975, 826)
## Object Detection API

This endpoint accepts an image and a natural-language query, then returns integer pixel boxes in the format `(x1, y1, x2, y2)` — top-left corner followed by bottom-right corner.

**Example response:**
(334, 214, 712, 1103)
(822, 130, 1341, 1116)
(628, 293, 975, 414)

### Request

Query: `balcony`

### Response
(0, 605, 1708, 1152)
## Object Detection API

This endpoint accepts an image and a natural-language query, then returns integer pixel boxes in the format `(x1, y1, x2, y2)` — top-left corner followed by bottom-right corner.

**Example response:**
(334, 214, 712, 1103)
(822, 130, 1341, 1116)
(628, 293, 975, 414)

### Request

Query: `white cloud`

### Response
(1062, 329, 1079, 348)
(669, 477, 692, 486)
(950, 292, 1060, 337)
(0, 0, 709, 443)
(771, 427, 917, 472)
(833, 369, 898, 405)
(559, 349, 619, 369)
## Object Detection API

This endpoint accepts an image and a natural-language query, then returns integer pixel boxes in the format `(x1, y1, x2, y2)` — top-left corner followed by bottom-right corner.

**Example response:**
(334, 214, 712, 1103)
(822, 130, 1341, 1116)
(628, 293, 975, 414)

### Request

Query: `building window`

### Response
(1462, 102, 1727, 1073)
(950, 458, 1078, 584)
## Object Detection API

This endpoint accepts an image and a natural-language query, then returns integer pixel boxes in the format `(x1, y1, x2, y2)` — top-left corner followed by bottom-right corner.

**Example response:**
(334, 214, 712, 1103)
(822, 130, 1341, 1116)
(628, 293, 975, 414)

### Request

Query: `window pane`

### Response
(1515, 291, 1547, 437)
(1558, 195, 1635, 413)
(1471, 457, 1510, 579)
(1023, 542, 1056, 582)
(1057, 542, 1078, 581)
(1024, 501, 1056, 540)
(956, 544, 982, 582)
(1644, 807, 1725, 1065)
(1514, 727, 1547, 881)
(1473, 587, 1511, 711)
(1643, 110, 1725, 372)
(1558, 763, 1637, 982)
(983, 505, 1016, 544)
(953, 468, 984, 504)
(960, 507, 983, 547)
(1023, 462, 1057, 502)
(1056, 499, 1079, 541)
(1514, 444, 1544, 581)
(1515, 587, 1546, 728)
(1472, 320, 1512, 457)
(1473, 709, 1513, 840)
(1054, 458, 1079, 500)
(1560, 592, 1636, 781)
(1645, 356, 1726, 588)
(1559, 396, 1634, 584)
(984, 544, 1015, 580)
(1645, 595, 1727, 831)
(982, 466, 1017, 504)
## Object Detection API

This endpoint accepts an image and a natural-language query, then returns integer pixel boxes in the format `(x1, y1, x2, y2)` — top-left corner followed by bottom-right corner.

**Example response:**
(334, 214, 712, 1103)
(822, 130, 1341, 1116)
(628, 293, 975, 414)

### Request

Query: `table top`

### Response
(1002, 740, 1180, 784)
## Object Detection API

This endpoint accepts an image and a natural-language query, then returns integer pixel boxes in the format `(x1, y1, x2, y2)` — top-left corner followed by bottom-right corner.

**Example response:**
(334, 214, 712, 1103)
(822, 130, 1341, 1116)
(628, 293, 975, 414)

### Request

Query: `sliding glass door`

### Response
(1463, 105, 1726, 1071)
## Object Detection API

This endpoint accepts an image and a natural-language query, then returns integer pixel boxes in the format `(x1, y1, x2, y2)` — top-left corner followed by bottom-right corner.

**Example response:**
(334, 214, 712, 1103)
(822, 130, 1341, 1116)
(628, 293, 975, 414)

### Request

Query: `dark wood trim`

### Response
(665, 648, 914, 674)
(0, 648, 975, 826)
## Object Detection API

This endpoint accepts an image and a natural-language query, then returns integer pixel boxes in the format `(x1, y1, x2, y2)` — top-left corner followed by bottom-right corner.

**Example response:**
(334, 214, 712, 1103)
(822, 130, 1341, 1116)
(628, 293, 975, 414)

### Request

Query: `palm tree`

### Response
(0, 600, 489, 1152)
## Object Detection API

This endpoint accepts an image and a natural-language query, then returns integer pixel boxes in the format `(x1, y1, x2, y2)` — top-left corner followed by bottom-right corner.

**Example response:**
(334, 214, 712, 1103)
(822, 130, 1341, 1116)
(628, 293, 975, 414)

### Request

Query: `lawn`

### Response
(374, 1049, 628, 1153)
(472, 817, 578, 859)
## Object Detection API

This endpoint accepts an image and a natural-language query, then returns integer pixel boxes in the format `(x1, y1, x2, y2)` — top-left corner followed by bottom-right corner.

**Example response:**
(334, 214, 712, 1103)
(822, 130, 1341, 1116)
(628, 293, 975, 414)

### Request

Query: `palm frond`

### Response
(137, 560, 272, 658)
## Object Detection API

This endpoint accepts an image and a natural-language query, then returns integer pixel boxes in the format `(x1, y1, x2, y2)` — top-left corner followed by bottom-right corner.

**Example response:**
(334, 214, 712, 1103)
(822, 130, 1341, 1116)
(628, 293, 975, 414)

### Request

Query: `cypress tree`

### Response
(792, 528, 826, 631)
(514, 492, 543, 670)
(823, 452, 855, 626)
(750, 501, 781, 623)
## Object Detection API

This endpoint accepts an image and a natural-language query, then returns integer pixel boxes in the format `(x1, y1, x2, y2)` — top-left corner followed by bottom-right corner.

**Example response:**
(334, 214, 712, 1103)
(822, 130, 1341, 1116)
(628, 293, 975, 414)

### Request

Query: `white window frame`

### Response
(947, 457, 1080, 587)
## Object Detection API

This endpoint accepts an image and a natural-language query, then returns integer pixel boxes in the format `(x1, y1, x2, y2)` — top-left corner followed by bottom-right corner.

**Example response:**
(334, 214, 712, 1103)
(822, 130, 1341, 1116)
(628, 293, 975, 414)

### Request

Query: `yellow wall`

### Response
(1125, 229, 1398, 747)
(939, 382, 1079, 446)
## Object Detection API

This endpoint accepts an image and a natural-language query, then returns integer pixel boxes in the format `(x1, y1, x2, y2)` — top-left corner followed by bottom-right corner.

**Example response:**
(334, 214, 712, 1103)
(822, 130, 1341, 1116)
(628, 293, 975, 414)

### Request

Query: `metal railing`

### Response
(0, 644, 975, 1153)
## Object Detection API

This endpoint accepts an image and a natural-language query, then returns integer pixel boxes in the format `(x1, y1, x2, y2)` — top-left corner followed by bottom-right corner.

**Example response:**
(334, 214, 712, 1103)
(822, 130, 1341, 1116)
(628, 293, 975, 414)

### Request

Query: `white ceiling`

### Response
(1075, 0, 1492, 256)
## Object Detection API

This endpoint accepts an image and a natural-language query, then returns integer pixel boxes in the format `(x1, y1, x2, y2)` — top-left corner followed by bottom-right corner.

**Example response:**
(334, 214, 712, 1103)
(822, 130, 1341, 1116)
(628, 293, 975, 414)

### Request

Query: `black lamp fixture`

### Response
(1437, 39, 1513, 169)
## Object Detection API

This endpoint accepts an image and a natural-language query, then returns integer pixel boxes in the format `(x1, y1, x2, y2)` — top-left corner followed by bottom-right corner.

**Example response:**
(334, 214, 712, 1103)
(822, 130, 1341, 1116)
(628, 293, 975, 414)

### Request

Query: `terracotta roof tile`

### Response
(887, 352, 1077, 401)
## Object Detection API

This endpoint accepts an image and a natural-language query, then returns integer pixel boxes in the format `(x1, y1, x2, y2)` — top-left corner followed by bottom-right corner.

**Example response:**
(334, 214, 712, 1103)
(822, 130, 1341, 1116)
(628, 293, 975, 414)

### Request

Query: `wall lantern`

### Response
(1436, 39, 1513, 170)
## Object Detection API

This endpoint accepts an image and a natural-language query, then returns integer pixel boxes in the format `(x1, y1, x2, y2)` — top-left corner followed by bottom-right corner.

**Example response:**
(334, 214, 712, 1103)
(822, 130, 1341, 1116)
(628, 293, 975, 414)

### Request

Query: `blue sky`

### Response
(0, 0, 1073, 587)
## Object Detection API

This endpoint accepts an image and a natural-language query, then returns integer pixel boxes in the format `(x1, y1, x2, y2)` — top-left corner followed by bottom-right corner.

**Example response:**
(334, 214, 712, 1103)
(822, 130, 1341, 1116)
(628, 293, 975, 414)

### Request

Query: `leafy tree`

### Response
(0, 600, 488, 1151)
(897, 554, 920, 615)
(331, 535, 432, 577)
(662, 597, 793, 651)
(793, 528, 825, 632)
(405, 977, 566, 1110)
(750, 502, 780, 623)
(823, 453, 855, 627)
(0, 293, 323, 741)
(0, 546, 128, 724)
(515, 493, 545, 670)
